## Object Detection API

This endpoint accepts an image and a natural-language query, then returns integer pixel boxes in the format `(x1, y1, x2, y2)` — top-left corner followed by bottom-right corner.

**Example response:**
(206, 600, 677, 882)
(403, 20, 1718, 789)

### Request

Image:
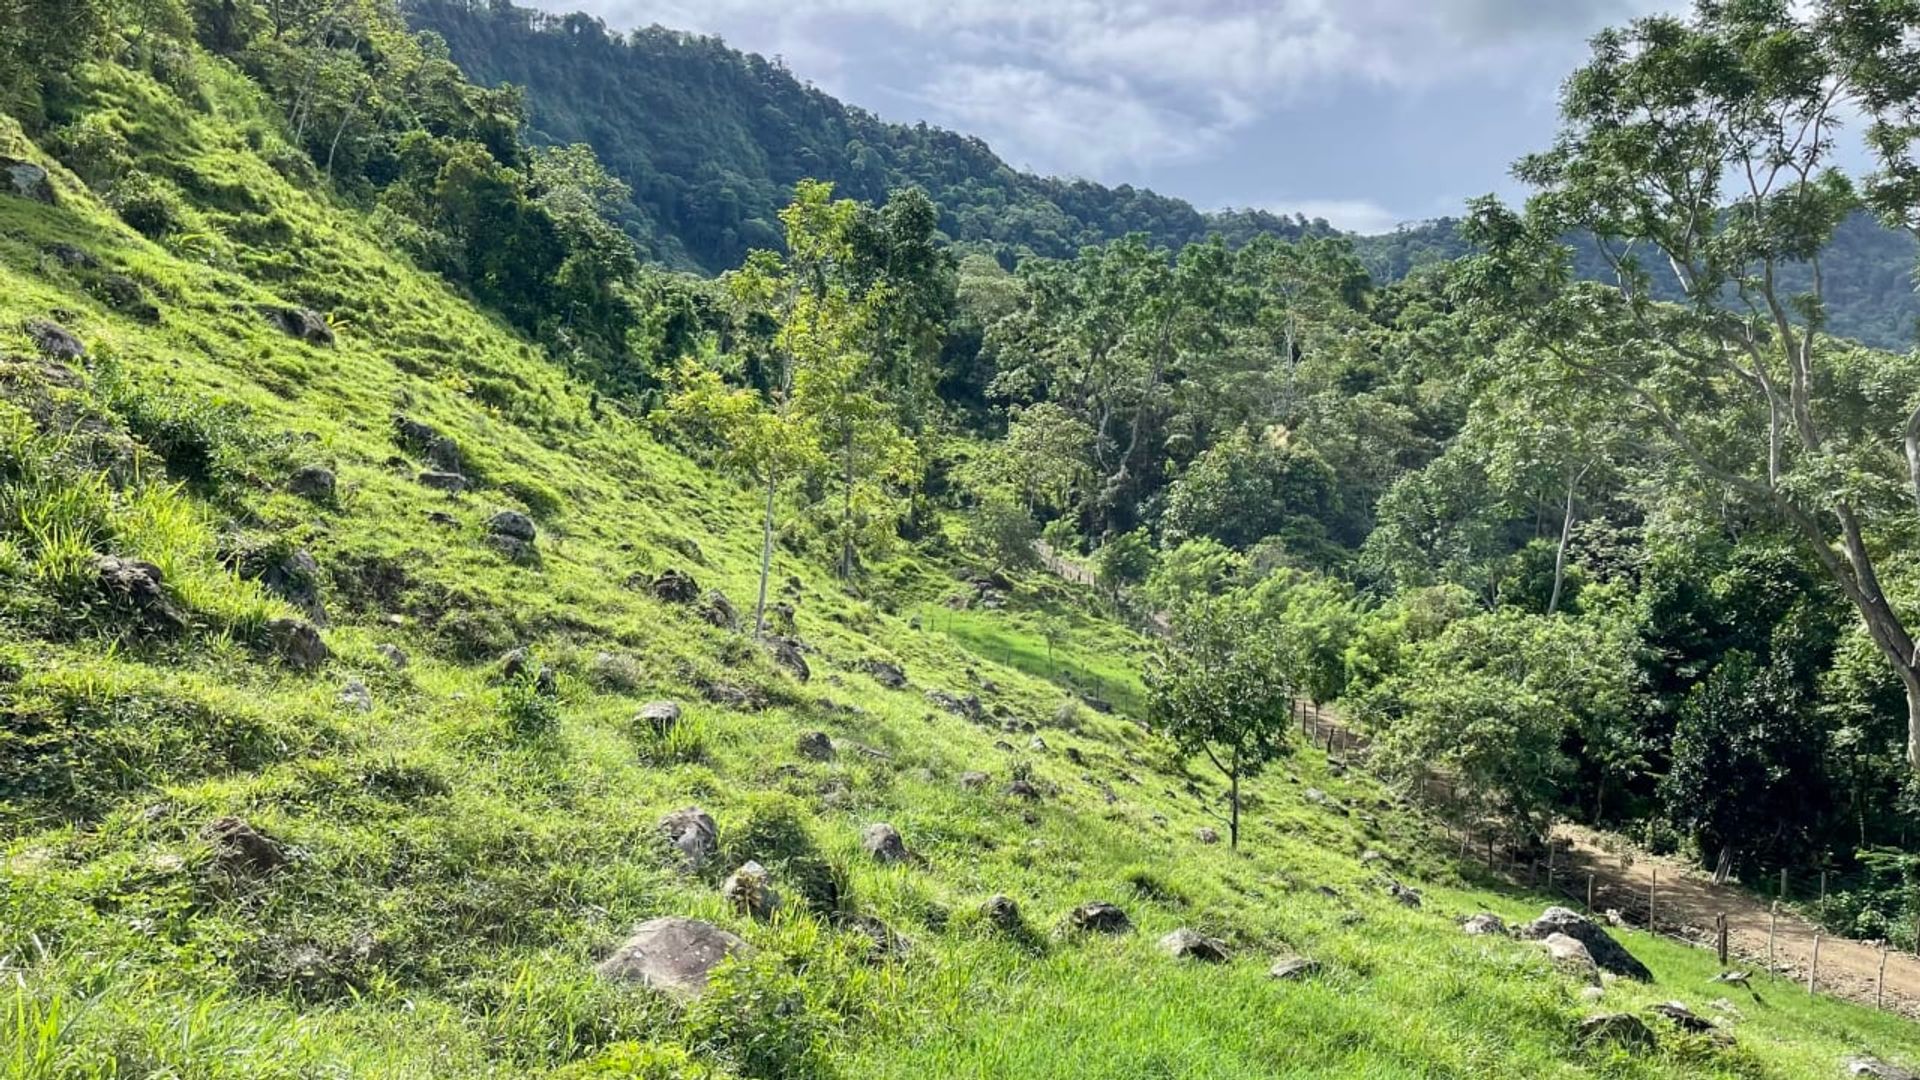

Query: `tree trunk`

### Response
(753, 469, 776, 639)
(839, 420, 855, 579)
(1547, 465, 1583, 615)
(1229, 745, 1241, 850)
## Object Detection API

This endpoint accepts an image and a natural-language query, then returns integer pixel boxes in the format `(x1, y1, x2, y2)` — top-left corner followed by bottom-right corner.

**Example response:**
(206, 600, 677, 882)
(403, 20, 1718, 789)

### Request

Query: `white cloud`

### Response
(554, 0, 1683, 178)
(1267, 198, 1404, 234)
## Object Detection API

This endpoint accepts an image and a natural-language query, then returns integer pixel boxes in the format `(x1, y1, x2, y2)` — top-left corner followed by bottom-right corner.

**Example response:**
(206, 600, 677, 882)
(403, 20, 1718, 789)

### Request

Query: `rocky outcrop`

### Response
(596, 917, 749, 1000)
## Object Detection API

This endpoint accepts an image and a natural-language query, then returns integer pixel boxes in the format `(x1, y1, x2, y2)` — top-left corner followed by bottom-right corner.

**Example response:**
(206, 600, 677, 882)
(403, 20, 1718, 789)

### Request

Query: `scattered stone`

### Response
(837, 912, 911, 962)
(1461, 913, 1508, 937)
(767, 636, 810, 681)
(286, 465, 336, 502)
(243, 547, 327, 625)
(637, 700, 683, 736)
(658, 806, 718, 871)
(1066, 901, 1131, 935)
(1576, 1013, 1656, 1053)
(26, 319, 84, 360)
(45, 243, 94, 267)
(2, 157, 54, 203)
(1359, 849, 1385, 865)
(860, 659, 908, 689)
(796, 730, 836, 761)
(426, 510, 457, 527)
(494, 648, 555, 694)
(992, 739, 1015, 753)
(100, 273, 160, 322)
(260, 305, 334, 345)
(1520, 906, 1653, 982)
(1080, 694, 1114, 715)
(702, 681, 763, 710)
(648, 568, 701, 604)
(983, 894, 1022, 932)
(588, 651, 643, 691)
(722, 860, 780, 919)
(959, 771, 992, 791)
(1269, 955, 1323, 981)
(1195, 827, 1220, 845)
(596, 917, 749, 1000)
(1649, 1001, 1712, 1034)
(374, 643, 409, 669)
(926, 689, 983, 720)
(1852, 1060, 1920, 1080)
(392, 415, 462, 473)
(93, 554, 185, 630)
(1159, 928, 1230, 962)
(417, 470, 468, 493)
(338, 678, 373, 713)
(1385, 881, 1422, 908)
(1028, 735, 1048, 751)
(1580, 986, 1606, 1003)
(485, 511, 537, 558)
(1065, 746, 1086, 766)
(1005, 778, 1041, 800)
(265, 617, 328, 671)
(861, 822, 912, 864)
(1303, 787, 1328, 805)
(204, 816, 286, 875)
(696, 589, 738, 630)
(1541, 933, 1601, 985)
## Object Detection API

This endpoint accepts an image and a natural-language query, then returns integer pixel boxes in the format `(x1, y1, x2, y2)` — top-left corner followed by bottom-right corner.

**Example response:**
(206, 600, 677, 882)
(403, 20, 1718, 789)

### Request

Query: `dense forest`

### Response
(410, 0, 1920, 351)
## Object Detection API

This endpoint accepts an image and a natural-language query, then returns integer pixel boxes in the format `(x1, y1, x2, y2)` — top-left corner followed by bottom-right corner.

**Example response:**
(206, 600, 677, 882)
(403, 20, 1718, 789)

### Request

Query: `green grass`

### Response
(0, 46, 1918, 1080)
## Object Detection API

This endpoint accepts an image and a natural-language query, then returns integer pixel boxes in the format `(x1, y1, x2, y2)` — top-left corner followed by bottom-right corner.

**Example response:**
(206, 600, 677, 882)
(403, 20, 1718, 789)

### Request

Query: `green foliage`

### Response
(1161, 426, 1338, 553)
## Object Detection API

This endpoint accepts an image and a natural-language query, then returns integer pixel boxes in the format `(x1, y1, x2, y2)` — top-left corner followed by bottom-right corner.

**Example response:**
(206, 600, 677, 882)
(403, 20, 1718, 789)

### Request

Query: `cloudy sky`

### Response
(523, 0, 1682, 233)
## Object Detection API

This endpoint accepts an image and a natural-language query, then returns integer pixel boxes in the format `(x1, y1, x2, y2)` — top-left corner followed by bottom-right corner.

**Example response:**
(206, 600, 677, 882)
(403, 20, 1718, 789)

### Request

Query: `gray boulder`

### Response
(286, 465, 336, 502)
(696, 589, 738, 630)
(795, 731, 836, 761)
(392, 416, 463, 473)
(94, 554, 184, 631)
(265, 617, 328, 671)
(26, 319, 84, 360)
(862, 822, 912, 864)
(596, 917, 750, 1001)
(1852, 1061, 1920, 1079)
(1159, 928, 1230, 962)
(1195, 827, 1220, 845)
(1461, 913, 1508, 936)
(374, 643, 409, 669)
(2, 158, 53, 203)
(637, 700, 682, 735)
(417, 471, 468, 493)
(982, 894, 1022, 932)
(648, 568, 700, 604)
(860, 659, 907, 689)
(658, 806, 717, 870)
(204, 816, 286, 875)
(1520, 906, 1652, 982)
(260, 305, 333, 345)
(1540, 933, 1601, 985)
(1066, 901, 1131, 935)
(767, 636, 810, 682)
(1269, 955, 1323, 981)
(1576, 1013, 1656, 1053)
(338, 678, 373, 713)
(722, 861, 780, 919)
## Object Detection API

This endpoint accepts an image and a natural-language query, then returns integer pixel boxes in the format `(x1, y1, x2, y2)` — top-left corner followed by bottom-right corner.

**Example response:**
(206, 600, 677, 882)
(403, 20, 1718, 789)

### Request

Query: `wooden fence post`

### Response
(1649, 868, 1657, 931)
(1586, 872, 1595, 913)
(1809, 933, 1821, 995)
(1716, 913, 1728, 966)
(1768, 905, 1778, 976)
(1546, 840, 1556, 891)
(1879, 942, 1890, 1009)
(1780, 867, 1788, 901)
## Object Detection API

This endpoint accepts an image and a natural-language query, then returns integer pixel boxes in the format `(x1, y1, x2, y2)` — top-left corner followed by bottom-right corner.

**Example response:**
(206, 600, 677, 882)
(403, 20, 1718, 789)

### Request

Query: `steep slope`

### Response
(4, 39, 1920, 1080)
(405, 0, 1336, 274)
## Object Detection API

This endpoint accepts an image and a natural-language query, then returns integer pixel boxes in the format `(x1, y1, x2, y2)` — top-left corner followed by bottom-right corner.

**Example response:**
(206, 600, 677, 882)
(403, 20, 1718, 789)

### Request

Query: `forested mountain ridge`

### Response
(406, 0, 1341, 271)
(409, 0, 1920, 350)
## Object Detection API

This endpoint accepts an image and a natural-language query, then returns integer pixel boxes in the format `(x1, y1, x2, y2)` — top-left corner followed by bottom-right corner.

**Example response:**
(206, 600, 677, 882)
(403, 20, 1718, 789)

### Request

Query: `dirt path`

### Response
(1306, 703, 1920, 1017)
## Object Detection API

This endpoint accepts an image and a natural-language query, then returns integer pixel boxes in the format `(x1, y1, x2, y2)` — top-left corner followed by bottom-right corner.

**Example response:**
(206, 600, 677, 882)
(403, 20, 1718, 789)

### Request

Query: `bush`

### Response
(110, 172, 190, 239)
(98, 367, 252, 487)
(500, 674, 561, 738)
(686, 952, 839, 1080)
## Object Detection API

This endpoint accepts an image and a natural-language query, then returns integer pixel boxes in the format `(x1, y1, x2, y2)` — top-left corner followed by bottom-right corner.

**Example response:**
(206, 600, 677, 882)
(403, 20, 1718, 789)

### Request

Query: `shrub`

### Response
(552, 1043, 736, 1079)
(500, 674, 561, 738)
(97, 367, 251, 487)
(110, 172, 190, 239)
(685, 952, 838, 1080)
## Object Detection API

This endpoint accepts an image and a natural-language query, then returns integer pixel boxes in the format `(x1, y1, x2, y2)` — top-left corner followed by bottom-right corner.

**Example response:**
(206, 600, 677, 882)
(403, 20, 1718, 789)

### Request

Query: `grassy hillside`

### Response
(4, 39, 1920, 1080)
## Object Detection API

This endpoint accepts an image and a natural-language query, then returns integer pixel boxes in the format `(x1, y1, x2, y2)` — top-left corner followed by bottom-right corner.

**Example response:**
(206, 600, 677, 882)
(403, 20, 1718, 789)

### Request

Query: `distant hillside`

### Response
(409, 0, 1919, 350)
(407, 0, 1337, 272)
